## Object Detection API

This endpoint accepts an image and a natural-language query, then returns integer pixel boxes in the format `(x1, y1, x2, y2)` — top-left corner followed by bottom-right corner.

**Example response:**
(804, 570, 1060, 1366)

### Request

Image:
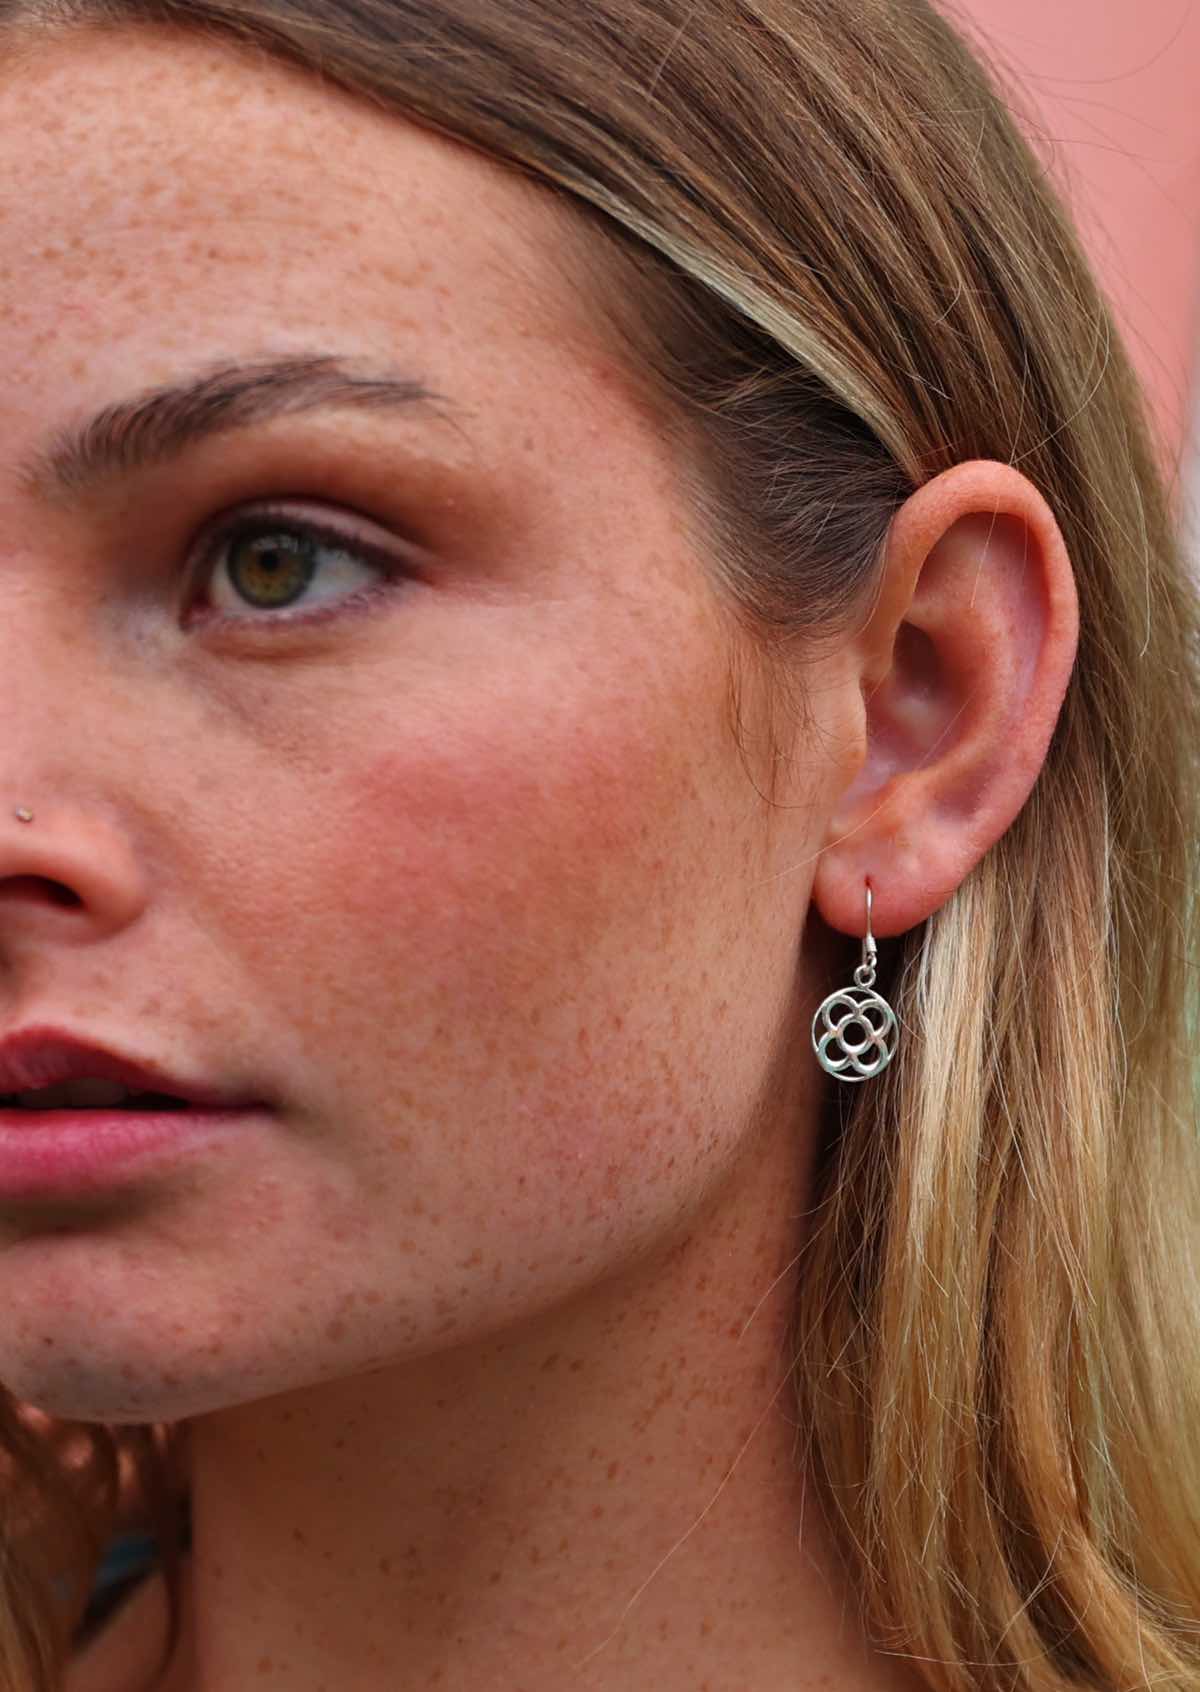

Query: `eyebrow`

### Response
(17, 354, 466, 506)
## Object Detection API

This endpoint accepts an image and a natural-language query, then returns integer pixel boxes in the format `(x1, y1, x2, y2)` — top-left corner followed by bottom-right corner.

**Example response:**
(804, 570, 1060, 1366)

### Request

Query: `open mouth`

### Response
(0, 1090, 193, 1112)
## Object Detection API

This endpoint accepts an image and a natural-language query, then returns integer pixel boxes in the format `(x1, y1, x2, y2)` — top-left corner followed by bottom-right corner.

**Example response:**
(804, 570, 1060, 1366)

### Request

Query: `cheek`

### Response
(264, 667, 788, 1305)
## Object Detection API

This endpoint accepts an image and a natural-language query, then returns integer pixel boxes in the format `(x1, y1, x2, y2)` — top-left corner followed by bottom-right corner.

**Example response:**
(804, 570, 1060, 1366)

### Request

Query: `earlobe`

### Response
(811, 460, 1080, 941)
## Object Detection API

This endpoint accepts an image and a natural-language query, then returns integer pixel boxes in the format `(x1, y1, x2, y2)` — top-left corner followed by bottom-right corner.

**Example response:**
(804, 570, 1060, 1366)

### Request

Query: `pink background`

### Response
(950, 1, 1200, 540)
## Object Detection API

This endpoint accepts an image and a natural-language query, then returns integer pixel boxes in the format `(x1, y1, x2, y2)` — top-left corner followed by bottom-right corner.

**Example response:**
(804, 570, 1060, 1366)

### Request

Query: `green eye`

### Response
(194, 506, 407, 626)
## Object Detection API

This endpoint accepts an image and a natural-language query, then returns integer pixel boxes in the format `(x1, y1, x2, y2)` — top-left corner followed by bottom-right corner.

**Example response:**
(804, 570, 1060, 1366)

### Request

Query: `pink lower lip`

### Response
(0, 1108, 262, 1197)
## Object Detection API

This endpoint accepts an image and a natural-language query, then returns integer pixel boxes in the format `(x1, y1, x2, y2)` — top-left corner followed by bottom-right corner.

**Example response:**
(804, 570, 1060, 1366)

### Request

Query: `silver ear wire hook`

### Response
(856, 881, 877, 986)
(811, 877, 899, 1082)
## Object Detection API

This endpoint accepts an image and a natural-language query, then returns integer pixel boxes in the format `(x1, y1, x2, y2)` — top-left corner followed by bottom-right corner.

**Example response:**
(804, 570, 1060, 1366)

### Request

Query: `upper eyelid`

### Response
(194, 499, 401, 555)
(188, 500, 408, 581)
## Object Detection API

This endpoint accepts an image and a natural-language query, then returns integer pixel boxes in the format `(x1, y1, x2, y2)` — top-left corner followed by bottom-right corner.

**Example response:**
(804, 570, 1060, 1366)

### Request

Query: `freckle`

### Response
(700, 1615, 713, 1635)
(606, 1460, 620, 1479)
(256, 1655, 273, 1673)
(326, 1318, 346, 1341)
(292, 1528, 307, 1546)
(364, 1290, 382, 1305)
(540, 1353, 560, 1371)
(569, 1359, 583, 1372)
(379, 1556, 393, 1575)
(591, 1505, 605, 1519)
(488, 1569, 501, 1584)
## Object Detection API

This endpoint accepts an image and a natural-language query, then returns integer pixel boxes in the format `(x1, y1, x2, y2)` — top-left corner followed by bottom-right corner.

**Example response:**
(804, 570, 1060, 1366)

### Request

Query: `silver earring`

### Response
(811, 880, 899, 1082)
(13, 807, 33, 823)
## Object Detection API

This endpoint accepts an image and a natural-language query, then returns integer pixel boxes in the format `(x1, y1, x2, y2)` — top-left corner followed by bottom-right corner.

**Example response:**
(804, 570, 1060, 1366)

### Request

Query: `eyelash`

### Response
(190, 503, 408, 630)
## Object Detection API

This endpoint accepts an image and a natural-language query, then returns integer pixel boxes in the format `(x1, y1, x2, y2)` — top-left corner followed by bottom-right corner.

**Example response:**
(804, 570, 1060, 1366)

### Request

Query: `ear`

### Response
(810, 459, 1080, 941)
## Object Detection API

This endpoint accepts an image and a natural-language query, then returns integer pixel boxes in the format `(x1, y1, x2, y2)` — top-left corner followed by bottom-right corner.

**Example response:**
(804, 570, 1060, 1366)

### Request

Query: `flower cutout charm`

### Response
(811, 984, 898, 1082)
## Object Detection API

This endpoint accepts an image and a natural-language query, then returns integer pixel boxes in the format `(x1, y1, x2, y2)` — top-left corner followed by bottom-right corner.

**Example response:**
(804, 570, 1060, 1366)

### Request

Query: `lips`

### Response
(0, 1025, 262, 1110)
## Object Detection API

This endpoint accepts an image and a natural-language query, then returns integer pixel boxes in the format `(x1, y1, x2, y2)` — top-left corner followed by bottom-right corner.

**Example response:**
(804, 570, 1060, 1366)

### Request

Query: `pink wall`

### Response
(949, 0, 1200, 507)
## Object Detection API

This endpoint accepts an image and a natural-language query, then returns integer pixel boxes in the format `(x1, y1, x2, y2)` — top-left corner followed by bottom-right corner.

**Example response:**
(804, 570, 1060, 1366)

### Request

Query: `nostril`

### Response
(0, 877, 83, 908)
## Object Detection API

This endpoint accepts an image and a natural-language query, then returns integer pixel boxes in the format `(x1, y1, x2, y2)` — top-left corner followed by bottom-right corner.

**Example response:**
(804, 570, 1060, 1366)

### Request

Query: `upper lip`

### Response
(0, 1026, 260, 1107)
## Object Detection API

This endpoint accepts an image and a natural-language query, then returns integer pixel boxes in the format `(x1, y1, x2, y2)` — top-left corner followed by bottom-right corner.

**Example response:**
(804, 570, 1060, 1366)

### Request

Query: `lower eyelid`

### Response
(195, 575, 402, 635)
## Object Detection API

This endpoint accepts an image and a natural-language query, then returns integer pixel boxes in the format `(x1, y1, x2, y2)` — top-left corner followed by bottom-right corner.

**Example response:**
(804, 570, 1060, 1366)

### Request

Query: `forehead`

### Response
(0, 22, 610, 414)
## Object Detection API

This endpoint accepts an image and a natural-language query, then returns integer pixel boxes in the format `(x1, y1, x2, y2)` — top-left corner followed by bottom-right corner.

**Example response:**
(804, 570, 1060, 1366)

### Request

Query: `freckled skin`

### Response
(0, 23, 940, 1692)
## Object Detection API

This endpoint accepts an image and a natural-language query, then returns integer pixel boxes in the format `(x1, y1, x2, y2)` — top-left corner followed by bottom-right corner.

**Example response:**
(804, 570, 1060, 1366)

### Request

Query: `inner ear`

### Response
(890, 619, 941, 706)
(863, 618, 951, 782)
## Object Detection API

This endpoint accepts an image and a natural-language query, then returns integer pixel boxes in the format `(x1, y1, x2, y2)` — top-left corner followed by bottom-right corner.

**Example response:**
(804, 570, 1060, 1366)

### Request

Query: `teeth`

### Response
(12, 1078, 135, 1109)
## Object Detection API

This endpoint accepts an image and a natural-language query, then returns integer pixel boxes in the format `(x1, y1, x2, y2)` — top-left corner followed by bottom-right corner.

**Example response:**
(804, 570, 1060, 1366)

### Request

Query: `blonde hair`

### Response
(2, 2, 1198, 1688)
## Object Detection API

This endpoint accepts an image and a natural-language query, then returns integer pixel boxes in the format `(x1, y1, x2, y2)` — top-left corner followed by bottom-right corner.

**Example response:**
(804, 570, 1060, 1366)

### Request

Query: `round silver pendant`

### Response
(811, 984, 898, 1082)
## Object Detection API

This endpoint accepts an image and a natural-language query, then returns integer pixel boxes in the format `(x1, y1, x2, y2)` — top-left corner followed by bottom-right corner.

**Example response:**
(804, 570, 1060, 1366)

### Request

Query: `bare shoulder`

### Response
(65, 1558, 193, 1692)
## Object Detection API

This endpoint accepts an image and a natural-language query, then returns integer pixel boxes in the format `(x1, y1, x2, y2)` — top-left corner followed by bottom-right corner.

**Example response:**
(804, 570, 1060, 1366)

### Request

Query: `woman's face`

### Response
(0, 25, 842, 1419)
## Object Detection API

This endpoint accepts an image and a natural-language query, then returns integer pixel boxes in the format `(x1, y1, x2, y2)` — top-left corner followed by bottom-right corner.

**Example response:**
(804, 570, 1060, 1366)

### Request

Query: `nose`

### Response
(0, 802, 148, 940)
